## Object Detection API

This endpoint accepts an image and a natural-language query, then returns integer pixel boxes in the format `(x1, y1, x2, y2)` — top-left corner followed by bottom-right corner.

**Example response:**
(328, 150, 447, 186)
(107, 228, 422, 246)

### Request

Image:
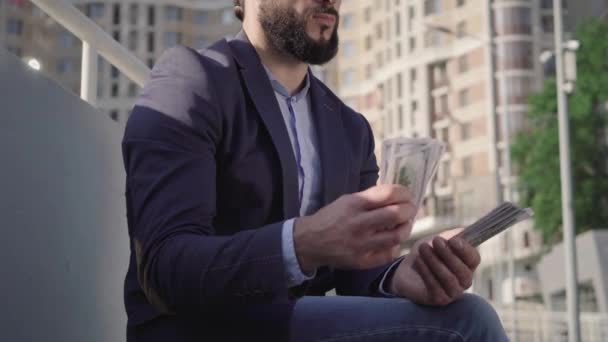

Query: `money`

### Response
(380, 137, 446, 208)
(451, 202, 534, 247)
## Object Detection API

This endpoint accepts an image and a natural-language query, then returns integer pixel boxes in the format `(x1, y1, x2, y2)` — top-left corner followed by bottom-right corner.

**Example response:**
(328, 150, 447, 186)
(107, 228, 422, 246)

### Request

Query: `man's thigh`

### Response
(289, 294, 509, 342)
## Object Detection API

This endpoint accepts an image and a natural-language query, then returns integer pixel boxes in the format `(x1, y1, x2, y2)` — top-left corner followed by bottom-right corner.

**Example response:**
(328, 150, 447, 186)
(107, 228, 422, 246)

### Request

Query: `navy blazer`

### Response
(122, 31, 391, 341)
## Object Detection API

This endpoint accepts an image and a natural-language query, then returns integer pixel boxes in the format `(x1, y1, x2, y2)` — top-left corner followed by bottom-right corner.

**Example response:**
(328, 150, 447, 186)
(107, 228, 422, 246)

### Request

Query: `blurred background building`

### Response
(0, 0, 239, 123)
(322, 0, 608, 309)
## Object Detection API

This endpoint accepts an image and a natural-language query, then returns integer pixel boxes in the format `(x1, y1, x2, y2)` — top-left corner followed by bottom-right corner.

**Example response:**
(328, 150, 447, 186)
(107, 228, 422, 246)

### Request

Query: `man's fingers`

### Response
(448, 238, 481, 270)
(433, 237, 473, 289)
(355, 184, 412, 210)
(413, 257, 451, 306)
(419, 244, 464, 299)
(356, 202, 416, 232)
(363, 229, 401, 251)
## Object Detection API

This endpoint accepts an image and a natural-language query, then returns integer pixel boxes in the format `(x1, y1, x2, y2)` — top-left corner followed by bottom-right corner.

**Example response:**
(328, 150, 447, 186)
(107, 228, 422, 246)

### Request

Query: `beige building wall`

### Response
(328, 0, 607, 305)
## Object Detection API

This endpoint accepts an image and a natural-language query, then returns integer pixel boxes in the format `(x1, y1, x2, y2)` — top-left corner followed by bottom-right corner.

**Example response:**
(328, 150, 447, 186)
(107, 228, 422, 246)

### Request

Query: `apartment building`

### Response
(0, 0, 239, 123)
(328, 0, 606, 305)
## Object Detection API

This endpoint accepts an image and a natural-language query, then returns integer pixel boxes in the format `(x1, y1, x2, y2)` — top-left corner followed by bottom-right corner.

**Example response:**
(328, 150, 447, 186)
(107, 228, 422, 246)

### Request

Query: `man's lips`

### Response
(313, 13, 336, 27)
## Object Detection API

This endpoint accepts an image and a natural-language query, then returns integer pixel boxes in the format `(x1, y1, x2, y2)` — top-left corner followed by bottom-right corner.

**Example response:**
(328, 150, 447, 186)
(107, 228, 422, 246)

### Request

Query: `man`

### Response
(122, 0, 509, 340)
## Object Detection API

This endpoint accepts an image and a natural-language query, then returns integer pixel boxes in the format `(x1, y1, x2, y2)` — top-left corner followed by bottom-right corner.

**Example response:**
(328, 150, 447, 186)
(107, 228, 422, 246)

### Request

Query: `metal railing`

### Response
(29, 0, 150, 106)
(495, 306, 608, 342)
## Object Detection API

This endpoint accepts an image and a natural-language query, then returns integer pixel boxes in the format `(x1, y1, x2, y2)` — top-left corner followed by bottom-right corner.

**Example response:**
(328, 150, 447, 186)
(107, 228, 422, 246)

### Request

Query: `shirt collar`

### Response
(263, 65, 311, 102)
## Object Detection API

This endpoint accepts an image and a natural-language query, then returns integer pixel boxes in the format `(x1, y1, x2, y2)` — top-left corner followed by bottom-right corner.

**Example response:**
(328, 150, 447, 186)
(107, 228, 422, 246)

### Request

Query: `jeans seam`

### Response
(319, 325, 466, 342)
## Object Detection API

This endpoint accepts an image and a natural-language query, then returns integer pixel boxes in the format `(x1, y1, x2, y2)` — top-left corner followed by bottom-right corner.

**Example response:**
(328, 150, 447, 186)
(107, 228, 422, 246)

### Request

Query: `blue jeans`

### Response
(289, 294, 509, 342)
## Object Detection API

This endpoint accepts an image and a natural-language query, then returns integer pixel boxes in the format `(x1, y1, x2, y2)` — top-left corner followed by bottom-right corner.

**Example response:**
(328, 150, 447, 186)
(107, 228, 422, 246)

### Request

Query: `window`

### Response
(458, 54, 469, 73)
(396, 73, 403, 97)
(164, 31, 182, 48)
(57, 58, 75, 74)
(113, 30, 120, 43)
(461, 122, 472, 140)
(424, 0, 441, 16)
(128, 83, 138, 97)
(439, 94, 448, 113)
(59, 32, 76, 48)
(462, 156, 473, 176)
(523, 231, 530, 248)
(365, 35, 372, 51)
(408, 6, 415, 31)
(129, 4, 138, 25)
(342, 14, 355, 29)
(111, 83, 119, 97)
(109, 110, 119, 122)
(194, 11, 208, 25)
(410, 68, 417, 91)
(147, 32, 155, 52)
(222, 9, 234, 25)
(147, 5, 155, 26)
(165, 6, 183, 21)
(86, 3, 105, 19)
(364, 7, 372, 23)
(456, 21, 467, 38)
(7, 18, 23, 35)
(111, 65, 119, 79)
(375, 23, 383, 39)
(398, 105, 404, 130)
(437, 197, 455, 216)
(113, 3, 121, 25)
(459, 88, 470, 107)
(7, 46, 22, 57)
(395, 13, 401, 37)
(128, 30, 138, 51)
(343, 40, 355, 57)
(542, 16, 554, 33)
(365, 64, 373, 80)
(457, 0, 466, 7)
(409, 37, 416, 52)
(487, 278, 494, 301)
(440, 160, 450, 186)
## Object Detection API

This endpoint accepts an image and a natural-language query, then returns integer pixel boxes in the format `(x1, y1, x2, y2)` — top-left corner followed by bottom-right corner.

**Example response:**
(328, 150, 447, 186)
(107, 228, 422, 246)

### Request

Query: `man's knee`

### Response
(450, 294, 508, 341)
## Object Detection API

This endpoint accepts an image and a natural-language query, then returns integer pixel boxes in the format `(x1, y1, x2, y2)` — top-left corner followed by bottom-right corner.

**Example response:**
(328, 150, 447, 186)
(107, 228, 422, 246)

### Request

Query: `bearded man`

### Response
(122, 0, 508, 341)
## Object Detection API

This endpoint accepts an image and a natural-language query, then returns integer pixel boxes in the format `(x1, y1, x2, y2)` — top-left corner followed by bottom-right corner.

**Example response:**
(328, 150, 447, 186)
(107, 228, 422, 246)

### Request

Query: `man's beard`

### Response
(258, 1, 339, 65)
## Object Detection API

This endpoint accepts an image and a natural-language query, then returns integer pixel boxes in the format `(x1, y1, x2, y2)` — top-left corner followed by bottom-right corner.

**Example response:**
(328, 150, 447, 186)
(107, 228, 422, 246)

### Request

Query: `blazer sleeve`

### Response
(334, 114, 398, 296)
(122, 46, 288, 315)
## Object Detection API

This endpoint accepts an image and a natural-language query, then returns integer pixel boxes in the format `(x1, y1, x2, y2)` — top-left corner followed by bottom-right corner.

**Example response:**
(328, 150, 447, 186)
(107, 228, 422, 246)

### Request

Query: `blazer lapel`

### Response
(309, 77, 348, 206)
(228, 31, 300, 219)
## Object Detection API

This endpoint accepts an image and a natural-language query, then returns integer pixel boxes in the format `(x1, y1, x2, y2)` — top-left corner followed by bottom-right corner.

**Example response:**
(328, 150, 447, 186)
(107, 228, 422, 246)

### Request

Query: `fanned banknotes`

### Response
(380, 137, 446, 208)
(451, 202, 534, 247)
(379, 137, 534, 246)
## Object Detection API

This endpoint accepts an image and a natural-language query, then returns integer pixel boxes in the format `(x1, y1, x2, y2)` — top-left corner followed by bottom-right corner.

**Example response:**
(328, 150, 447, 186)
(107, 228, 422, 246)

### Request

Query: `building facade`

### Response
(327, 0, 606, 306)
(0, 0, 240, 123)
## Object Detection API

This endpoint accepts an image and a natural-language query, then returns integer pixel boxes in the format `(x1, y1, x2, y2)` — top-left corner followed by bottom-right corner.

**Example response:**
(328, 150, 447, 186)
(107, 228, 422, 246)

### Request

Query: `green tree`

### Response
(512, 19, 608, 245)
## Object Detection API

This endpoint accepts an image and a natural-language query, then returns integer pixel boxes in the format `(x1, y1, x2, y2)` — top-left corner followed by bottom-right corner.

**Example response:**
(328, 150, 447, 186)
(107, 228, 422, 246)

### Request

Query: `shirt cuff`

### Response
(377, 257, 405, 297)
(282, 218, 316, 287)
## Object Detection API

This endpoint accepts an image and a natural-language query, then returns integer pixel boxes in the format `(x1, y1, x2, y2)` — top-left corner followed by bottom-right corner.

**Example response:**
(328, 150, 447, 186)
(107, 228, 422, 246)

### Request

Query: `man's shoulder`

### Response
(152, 38, 237, 83)
(313, 77, 371, 131)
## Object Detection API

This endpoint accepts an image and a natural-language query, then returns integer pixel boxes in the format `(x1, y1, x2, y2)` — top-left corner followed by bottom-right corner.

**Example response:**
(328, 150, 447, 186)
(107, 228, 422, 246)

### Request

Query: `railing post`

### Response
(80, 41, 98, 106)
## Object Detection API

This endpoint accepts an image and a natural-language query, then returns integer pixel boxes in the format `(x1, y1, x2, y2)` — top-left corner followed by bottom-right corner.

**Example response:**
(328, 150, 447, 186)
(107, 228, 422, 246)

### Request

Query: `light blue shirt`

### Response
(265, 67, 397, 294)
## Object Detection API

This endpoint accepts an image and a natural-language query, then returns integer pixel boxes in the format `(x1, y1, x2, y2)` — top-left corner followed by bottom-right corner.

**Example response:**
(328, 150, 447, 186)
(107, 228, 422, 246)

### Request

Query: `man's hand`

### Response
(389, 228, 481, 306)
(293, 184, 416, 273)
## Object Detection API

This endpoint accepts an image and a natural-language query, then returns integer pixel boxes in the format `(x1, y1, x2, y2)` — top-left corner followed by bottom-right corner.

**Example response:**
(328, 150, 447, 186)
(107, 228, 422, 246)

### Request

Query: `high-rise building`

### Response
(326, 0, 607, 305)
(0, 0, 240, 123)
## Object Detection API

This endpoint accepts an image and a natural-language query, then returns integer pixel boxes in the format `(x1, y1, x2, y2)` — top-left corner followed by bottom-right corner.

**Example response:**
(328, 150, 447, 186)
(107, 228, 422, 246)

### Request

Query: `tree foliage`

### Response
(512, 19, 608, 244)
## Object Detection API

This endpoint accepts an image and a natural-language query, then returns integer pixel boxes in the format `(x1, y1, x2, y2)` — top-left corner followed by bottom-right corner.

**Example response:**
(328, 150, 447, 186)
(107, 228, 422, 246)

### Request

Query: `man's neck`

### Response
(244, 26, 309, 96)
